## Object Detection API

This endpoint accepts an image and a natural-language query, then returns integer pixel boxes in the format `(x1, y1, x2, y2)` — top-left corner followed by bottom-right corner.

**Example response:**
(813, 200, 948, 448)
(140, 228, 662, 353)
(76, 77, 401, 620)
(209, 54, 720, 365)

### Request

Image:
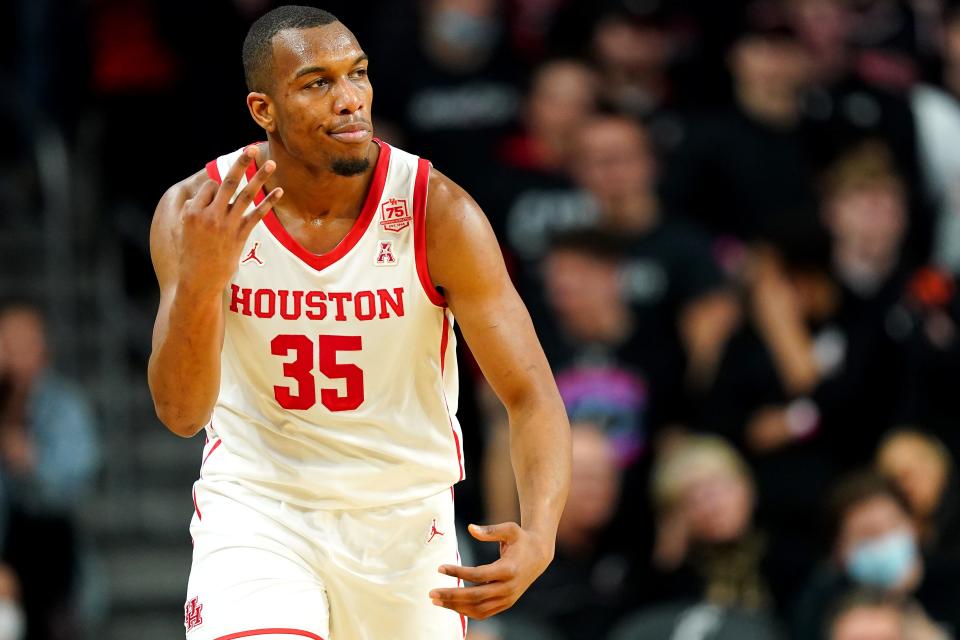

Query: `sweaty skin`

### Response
(148, 21, 570, 622)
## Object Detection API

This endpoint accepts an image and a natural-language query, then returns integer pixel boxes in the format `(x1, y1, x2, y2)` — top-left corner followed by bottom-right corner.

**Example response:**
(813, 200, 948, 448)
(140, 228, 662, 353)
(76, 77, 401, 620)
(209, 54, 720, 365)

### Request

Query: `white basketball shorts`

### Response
(183, 479, 466, 640)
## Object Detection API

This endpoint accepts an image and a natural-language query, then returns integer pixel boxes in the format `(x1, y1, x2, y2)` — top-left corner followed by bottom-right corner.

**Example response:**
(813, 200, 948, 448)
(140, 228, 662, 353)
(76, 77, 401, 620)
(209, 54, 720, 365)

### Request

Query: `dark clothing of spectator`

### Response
(508, 543, 630, 640)
(537, 217, 727, 432)
(373, 26, 525, 203)
(4, 508, 78, 640)
(609, 601, 785, 640)
(926, 469, 960, 559)
(624, 530, 810, 621)
(619, 219, 726, 424)
(485, 162, 592, 294)
(894, 269, 960, 452)
(815, 271, 914, 465)
(660, 106, 820, 244)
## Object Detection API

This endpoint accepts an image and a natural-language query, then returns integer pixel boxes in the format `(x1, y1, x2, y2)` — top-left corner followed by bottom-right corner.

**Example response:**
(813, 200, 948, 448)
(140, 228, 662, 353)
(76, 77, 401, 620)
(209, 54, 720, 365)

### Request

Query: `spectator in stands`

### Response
(910, 6, 960, 273)
(569, 115, 738, 406)
(506, 421, 626, 640)
(828, 588, 948, 640)
(589, 6, 674, 120)
(490, 58, 600, 283)
(822, 141, 909, 300)
(373, 0, 525, 199)
(615, 433, 792, 637)
(498, 58, 599, 175)
(660, 10, 819, 244)
(0, 343, 23, 640)
(703, 236, 839, 531)
(815, 141, 916, 463)
(793, 472, 960, 639)
(0, 300, 96, 639)
(481, 230, 643, 525)
(0, 562, 24, 640)
(876, 430, 960, 557)
(0, 300, 99, 511)
(482, 115, 737, 521)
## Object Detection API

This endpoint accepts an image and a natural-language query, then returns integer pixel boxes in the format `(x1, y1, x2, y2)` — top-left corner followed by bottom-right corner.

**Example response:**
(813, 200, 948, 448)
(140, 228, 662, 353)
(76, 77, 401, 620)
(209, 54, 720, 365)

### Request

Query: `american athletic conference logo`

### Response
(184, 597, 203, 631)
(380, 198, 411, 232)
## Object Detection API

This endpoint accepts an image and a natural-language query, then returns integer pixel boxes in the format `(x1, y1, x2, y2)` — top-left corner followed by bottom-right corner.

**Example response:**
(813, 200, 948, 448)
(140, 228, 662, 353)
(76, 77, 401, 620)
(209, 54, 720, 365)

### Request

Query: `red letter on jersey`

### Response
(278, 290, 304, 320)
(377, 287, 405, 319)
(354, 291, 377, 321)
(305, 291, 327, 320)
(230, 285, 253, 316)
(254, 289, 276, 319)
(327, 292, 353, 321)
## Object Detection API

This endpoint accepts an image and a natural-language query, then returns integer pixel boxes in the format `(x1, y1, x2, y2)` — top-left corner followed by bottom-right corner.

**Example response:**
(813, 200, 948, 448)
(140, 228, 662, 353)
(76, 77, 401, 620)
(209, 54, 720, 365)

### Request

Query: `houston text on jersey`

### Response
(229, 284, 405, 322)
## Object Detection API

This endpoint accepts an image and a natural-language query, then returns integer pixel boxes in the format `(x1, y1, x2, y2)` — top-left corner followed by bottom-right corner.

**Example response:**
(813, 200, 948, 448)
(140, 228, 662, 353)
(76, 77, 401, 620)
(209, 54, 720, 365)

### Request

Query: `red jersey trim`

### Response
(201, 439, 222, 468)
(440, 312, 464, 481)
(192, 485, 201, 521)
(205, 159, 221, 182)
(456, 549, 467, 638)
(213, 629, 325, 640)
(414, 158, 447, 307)
(207, 140, 390, 272)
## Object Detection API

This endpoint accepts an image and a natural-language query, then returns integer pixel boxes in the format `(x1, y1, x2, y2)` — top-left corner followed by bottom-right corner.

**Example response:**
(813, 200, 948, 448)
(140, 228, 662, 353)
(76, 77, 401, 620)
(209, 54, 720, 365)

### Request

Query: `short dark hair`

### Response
(547, 228, 629, 264)
(242, 5, 340, 92)
(0, 294, 44, 320)
(826, 471, 912, 547)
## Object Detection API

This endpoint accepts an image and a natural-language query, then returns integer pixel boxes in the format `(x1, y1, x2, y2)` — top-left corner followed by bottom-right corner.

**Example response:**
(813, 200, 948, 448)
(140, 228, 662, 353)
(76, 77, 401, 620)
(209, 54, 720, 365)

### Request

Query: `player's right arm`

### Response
(148, 148, 282, 437)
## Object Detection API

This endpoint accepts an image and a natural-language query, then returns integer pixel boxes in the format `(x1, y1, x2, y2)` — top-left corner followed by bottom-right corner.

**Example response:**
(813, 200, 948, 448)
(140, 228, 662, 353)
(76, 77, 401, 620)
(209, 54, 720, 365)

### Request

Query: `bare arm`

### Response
(147, 149, 282, 436)
(750, 249, 820, 396)
(425, 169, 571, 619)
(679, 289, 741, 391)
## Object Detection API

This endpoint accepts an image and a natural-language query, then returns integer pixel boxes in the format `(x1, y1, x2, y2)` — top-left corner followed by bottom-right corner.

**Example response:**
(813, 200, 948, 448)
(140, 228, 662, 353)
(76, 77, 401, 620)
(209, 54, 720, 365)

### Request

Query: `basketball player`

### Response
(147, 6, 570, 640)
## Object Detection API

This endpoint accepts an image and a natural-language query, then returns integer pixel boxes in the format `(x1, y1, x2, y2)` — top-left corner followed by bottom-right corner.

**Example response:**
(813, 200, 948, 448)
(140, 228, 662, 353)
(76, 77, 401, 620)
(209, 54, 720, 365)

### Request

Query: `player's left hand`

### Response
(429, 522, 554, 620)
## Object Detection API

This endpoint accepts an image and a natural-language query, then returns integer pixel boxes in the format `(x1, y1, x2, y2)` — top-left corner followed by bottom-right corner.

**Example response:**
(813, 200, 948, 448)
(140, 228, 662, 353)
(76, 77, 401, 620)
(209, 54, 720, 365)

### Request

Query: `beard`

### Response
(331, 156, 371, 177)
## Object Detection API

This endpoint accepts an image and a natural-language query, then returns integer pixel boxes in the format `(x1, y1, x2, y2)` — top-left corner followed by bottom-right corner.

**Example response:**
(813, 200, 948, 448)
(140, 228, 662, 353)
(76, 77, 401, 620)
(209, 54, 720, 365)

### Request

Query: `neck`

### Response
(735, 83, 800, 127)
(260, 139, 379, 224)
(601, 192, 660, 234)
(528, 130, 569, 171)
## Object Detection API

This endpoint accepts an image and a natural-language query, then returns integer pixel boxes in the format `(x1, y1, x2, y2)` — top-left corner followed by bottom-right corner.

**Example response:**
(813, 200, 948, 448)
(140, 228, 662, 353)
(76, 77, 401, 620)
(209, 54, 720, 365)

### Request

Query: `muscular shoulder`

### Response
(153, 169, 209, 230)
(150, 169, 210, 286)
(425, 167, 487, 232)
(424, 168, 500, 291)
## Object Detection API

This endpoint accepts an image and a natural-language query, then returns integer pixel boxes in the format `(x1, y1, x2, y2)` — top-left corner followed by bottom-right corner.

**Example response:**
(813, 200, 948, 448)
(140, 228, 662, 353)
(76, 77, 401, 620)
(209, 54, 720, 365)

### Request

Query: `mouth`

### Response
(328, 123, 372, 143)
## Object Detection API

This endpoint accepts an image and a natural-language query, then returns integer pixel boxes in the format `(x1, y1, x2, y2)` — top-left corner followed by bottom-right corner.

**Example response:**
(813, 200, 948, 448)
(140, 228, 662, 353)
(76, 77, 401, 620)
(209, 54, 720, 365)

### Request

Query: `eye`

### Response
(352, 68, 368, 78)
(309, 77, 330, 89)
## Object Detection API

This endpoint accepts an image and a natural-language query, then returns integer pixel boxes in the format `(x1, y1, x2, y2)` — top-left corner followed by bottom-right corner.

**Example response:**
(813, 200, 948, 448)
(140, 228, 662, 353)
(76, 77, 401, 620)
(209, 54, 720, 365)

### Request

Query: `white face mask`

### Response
(0, 599, 25, 640)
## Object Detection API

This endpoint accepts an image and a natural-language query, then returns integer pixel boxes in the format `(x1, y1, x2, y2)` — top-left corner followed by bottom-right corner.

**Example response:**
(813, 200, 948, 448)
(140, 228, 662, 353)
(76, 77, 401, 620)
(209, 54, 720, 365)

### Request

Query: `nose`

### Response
(333, 77, 363, 115)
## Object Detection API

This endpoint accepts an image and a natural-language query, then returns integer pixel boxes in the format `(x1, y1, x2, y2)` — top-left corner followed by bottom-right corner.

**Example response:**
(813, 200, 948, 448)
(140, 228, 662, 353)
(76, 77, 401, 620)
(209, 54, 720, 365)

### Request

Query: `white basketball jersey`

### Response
(198, 140, 464, 510)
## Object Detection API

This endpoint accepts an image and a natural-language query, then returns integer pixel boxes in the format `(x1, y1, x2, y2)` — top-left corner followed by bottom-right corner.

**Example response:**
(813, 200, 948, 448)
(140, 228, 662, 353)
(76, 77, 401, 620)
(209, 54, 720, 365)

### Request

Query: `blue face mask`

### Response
(845, 530, 918, 588)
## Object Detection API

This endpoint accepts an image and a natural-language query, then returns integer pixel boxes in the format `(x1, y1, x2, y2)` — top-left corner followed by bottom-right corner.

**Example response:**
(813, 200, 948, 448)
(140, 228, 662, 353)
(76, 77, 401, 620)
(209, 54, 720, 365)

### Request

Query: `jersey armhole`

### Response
(414, 158, 447, 308)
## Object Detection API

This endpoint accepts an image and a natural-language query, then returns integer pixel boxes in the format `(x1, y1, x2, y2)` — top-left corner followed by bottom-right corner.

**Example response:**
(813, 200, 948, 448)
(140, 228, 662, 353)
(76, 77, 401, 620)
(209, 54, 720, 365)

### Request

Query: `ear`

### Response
(247, 92, 276, 133)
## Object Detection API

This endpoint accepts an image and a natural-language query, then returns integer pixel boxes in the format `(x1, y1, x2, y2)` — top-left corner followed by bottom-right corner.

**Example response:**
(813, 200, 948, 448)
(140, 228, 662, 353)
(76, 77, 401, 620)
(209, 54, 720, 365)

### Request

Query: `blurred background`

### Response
(5, 0, 960, 638)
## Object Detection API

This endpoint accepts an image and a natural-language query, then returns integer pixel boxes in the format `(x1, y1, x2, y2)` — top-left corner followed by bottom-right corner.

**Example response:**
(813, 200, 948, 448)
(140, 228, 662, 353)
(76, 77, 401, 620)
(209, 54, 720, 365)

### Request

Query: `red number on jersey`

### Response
(318, 335, 364, 411)
(271, 334, 364, 411)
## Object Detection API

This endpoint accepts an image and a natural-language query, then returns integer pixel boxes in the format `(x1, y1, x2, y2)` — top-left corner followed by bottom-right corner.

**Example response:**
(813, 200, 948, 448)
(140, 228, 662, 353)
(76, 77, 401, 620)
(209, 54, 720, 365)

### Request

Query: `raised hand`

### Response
(176, 147, 283, 294)
(429, 522, 554, 620)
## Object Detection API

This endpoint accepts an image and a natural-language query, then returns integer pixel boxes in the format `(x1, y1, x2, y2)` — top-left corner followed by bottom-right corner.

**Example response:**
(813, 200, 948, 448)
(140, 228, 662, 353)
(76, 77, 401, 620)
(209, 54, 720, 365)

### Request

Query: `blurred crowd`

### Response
(8, 0, 960, 638)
